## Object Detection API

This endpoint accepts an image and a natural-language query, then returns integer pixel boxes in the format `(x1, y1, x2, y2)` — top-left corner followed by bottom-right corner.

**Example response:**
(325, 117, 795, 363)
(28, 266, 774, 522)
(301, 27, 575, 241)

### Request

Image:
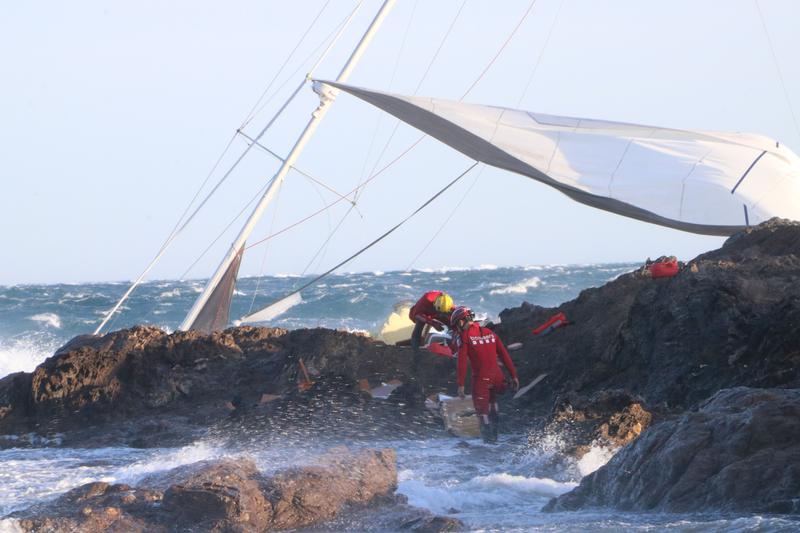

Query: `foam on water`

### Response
(26, 313, 61, 328)
(0, 337, 57, 377)
(577, 444, 616, 476)
(489, 276, 542, 295)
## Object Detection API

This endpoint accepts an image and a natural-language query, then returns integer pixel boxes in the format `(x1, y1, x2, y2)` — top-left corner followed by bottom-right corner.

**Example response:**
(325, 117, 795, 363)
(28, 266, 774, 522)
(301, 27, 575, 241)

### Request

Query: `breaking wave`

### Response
(0, 337, 58, 378)
(27, 313, 61, 328)
(489, 277, 542, 295)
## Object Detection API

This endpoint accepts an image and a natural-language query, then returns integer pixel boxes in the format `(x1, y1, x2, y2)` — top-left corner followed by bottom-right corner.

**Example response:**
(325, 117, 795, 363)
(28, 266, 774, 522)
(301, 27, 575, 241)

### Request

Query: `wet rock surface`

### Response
(543, 387, 800, 513)
(2, 219, 800, 517)
(8, 448, 417, 532)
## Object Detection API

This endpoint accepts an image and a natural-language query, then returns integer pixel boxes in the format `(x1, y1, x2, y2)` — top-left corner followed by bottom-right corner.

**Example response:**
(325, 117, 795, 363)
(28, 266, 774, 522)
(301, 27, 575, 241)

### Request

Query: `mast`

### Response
(179, 0, 396, 331)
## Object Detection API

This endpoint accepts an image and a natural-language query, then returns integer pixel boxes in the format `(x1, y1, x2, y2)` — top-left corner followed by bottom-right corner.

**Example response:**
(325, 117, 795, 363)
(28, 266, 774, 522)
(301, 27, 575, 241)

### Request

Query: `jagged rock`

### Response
(547, 389, 653, 456)
(497, 218, 800, 421)
(162, 459, 271, 531)
(0, 325, 456, 446)
(7, 448, 401, 532)
(264, 448, 397, 529)
(543, 387, 800, 513)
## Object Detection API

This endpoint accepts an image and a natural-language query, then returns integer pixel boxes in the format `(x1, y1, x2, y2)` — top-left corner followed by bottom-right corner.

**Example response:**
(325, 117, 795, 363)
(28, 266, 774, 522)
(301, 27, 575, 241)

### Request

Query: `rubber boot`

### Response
(479, 415, 494, 443)
(488, 405, 499, 443)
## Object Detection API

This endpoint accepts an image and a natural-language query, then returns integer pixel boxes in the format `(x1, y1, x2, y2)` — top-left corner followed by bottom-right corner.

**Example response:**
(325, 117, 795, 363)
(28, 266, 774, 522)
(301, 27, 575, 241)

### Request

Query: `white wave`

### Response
(0, 519, 24, 533)
(273, 273, 301, 279)
(398, 471, 576, 516)
(233, 289, 246, 296)
(349, 293, 368, 304)
(0, 338, 56, 377)
(159, 289, 181, 298)
(471, 472, 577, 497)
(577, 444, 616, 476)
(489, 277, 542, 295)
(115, 441, 224, 484)
(27, 313, 61, 328)
(372, 270, 384, 276)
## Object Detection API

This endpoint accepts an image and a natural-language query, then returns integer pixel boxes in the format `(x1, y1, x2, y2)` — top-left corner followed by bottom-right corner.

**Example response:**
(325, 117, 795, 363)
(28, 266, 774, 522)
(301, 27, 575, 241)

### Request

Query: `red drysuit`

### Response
(456, 322, 518, 415)
(409, 290, 446, 325)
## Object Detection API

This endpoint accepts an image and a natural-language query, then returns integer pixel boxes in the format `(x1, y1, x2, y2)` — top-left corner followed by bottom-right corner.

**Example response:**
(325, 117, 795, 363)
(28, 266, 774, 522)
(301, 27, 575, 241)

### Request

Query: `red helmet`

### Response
(450, 306, 474, 330)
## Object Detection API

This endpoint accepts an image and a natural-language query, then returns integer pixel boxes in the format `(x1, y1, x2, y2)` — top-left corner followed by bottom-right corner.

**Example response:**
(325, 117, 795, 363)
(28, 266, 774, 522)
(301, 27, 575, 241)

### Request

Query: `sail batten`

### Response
(326, 81, 800, 236)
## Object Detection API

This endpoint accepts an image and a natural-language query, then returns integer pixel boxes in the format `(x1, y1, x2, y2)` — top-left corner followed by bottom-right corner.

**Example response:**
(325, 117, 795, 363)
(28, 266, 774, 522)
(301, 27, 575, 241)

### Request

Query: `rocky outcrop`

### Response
(545, 389, 653, 458)
(9, 448, 411, 532)
(0, 326, 457, 446)
(497, 218, 800, 419)
(543, 387, 800, 513)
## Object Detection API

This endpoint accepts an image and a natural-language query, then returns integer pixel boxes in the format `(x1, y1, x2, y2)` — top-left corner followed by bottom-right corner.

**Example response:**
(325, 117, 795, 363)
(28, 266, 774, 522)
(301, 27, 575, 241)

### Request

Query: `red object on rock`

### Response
(532, 312, 570, 336)
(649, 259, 679, 279)
(427, 343, 455, 358)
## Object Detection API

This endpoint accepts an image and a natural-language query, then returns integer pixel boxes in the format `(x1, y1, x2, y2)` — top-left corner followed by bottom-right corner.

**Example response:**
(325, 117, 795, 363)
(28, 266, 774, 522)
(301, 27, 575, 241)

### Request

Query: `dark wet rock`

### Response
(8, 448, 402, 532)
(498, 218, 800, 421)
(546, 389, 653, 457)
(163, 459, 271, 531)
(265, 448, 397, 529)
(543, 387, 800, 513)
(0, 325, 456, 446)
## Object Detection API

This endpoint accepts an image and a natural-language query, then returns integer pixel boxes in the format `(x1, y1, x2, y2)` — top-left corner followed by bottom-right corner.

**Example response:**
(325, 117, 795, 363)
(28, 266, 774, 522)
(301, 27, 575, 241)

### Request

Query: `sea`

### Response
(1, 264, 797, 531)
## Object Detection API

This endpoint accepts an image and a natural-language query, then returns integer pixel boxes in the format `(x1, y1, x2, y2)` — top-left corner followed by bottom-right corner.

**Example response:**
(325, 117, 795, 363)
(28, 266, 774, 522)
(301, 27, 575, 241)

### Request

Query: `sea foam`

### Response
(489, 276, 542, 295)
(27, 313, 61, 328)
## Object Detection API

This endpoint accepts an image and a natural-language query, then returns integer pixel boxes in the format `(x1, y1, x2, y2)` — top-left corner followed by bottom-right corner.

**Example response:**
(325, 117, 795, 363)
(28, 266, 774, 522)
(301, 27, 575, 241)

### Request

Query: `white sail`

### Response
(325, 82, 800, 236)
(239, 292, 303, 324)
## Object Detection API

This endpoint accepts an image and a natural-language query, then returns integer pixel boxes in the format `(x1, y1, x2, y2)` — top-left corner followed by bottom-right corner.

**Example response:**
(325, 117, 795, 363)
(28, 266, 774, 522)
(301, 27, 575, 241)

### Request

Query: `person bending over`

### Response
(408, 290, 455, 356)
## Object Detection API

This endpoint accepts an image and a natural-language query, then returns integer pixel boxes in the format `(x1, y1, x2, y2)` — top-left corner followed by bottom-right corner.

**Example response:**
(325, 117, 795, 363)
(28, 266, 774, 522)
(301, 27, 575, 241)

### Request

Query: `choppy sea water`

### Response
(1, 265, 798, 531)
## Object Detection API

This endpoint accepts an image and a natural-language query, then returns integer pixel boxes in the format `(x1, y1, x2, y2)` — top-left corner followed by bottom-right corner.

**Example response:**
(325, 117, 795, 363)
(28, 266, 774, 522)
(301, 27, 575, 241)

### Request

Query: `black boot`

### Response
(488, 407, 499, 443)
(479, 417, 497, 444)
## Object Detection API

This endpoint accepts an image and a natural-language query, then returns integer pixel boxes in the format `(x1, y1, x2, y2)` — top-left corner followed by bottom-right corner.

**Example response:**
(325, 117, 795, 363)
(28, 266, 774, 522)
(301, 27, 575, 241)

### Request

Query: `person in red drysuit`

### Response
(452, 306, 519, 443)
(408, 291, 454, 358)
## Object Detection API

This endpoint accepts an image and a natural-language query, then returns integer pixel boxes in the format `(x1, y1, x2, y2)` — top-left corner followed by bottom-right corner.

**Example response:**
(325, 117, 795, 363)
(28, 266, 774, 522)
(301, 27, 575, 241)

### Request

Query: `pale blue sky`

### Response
(1, 0, 798, 284)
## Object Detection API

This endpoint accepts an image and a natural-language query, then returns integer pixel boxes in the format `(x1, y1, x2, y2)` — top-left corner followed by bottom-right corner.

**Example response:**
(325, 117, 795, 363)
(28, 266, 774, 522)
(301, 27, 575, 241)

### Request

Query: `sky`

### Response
(1, 0, 798, 284)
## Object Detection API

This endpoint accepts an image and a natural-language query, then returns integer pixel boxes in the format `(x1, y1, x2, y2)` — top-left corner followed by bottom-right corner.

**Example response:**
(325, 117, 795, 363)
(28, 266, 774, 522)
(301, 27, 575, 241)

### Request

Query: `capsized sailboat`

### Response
(324, 81, 800, 237)
(95, 0, 799, 336)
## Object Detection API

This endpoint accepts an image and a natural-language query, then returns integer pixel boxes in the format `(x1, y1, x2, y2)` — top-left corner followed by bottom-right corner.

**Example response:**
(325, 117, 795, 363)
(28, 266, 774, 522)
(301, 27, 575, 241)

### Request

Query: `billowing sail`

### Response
(326, 81, 800, 236)
(187, 246, 243, 333)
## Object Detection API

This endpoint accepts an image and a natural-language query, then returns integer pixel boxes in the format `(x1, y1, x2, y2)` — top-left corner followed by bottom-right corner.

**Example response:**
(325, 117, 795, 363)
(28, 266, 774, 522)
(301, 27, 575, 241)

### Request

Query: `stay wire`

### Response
(754, 0, 800, 141)
(300, 0, 419, 276)
(243, 135, 426, 251)
(241, 0, 333, 128)
(460, 0, 538, 100)
(517, 0, 562, 106)
(254, 161, 478, 313)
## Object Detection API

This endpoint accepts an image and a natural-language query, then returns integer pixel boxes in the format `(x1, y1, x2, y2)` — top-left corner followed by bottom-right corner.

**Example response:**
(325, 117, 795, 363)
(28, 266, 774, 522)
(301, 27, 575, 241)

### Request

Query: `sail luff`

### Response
(179, 0, 397, 332)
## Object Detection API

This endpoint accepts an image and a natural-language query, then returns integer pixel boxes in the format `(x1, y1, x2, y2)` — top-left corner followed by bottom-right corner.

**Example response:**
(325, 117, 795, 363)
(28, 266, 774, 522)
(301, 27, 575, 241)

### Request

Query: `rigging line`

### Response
(354, 0, 418, 203)
(517, 0, 563, 106)
(405, 166, 485, 271)
(301, 203, 355, 276)
(180, 179, 274, 281)
(248, 173, 287, 315)
(248, 2, 365, 126)
(238, 129, 359, 208)
(93, 132, 239, 334)
(244, 134, 426, 251)
(460, 0, 538, 100)
(241, 0, 333, 128)
(355, 0, 467, 204)
(754, 0, 800, 140)
(253, 161, 479, 315)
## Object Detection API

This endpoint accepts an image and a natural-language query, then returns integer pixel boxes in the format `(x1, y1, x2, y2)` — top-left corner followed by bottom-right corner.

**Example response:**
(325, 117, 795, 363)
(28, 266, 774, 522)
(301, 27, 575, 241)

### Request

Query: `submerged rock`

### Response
(543, 387, 800, 513)
(8, 448, 403, 532)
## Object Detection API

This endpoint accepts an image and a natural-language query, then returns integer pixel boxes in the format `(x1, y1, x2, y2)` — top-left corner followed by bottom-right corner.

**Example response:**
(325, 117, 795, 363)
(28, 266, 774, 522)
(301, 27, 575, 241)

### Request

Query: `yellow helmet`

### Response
(434, 293, 454, 313)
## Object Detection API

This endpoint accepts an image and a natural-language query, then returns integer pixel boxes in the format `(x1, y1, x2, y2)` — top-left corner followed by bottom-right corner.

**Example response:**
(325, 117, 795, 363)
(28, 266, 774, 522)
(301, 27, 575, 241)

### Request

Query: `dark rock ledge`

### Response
(7, 448, 463, 532)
